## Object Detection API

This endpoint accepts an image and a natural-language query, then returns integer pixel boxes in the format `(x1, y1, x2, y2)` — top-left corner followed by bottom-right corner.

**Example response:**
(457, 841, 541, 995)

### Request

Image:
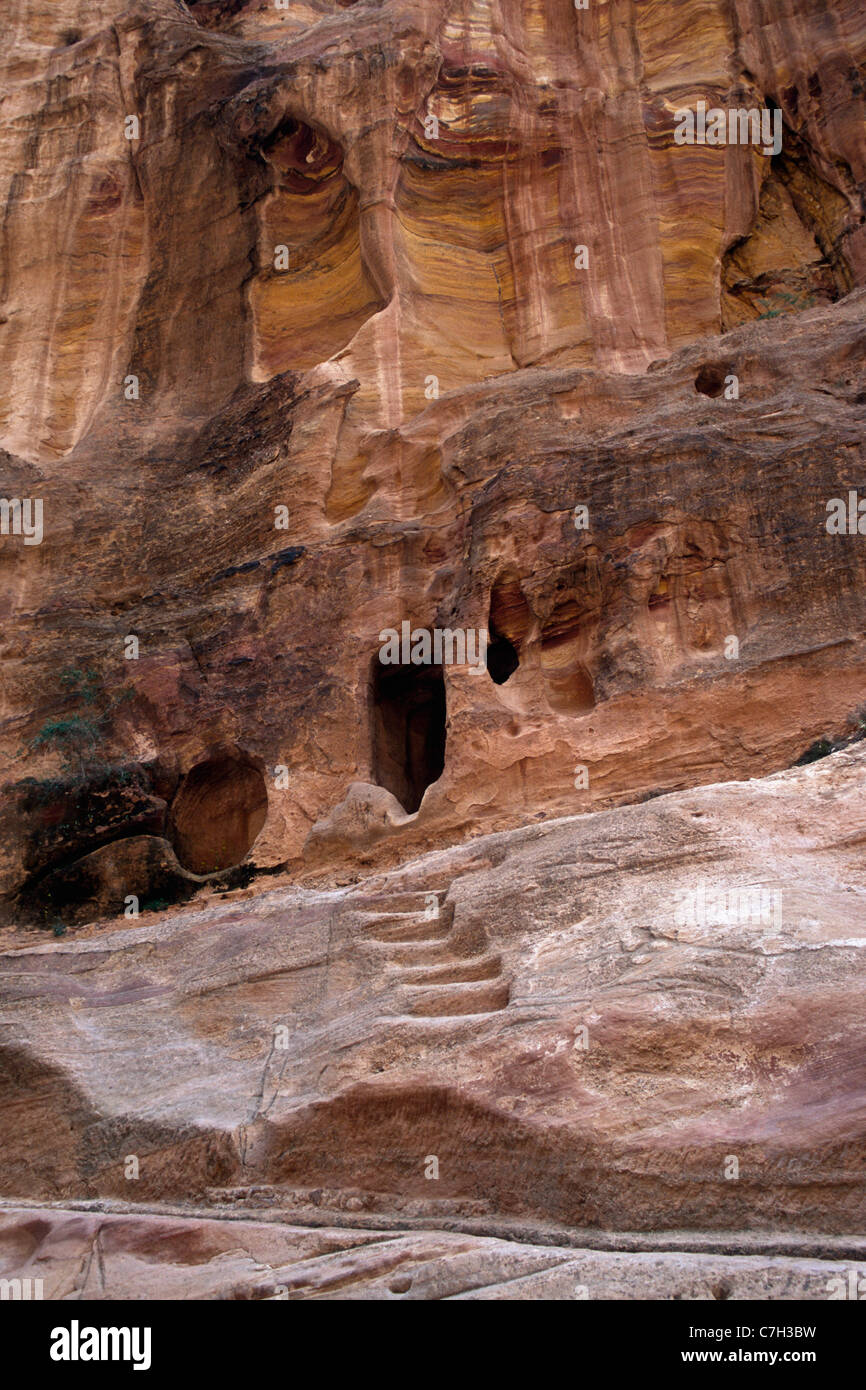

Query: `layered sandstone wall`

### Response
(2, 2, 866, 924)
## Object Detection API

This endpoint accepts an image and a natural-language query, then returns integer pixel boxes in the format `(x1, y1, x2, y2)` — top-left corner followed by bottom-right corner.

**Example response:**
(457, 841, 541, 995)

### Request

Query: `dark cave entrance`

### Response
(486, 632, 520, 685)
(370, 661, 446, 814)
(487, 572, 529, 686)
(694, 362, 729, 397)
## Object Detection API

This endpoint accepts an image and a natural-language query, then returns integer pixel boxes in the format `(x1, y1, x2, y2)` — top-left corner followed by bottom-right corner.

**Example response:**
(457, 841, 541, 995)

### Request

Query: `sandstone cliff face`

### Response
(1, 0, 866, 913)
(0, 0, 865, 1298)
(2, 0, 865, 462)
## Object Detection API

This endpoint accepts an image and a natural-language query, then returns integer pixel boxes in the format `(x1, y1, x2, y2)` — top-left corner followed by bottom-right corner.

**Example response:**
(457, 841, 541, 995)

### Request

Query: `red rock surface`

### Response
(0, 0, 865, 1298)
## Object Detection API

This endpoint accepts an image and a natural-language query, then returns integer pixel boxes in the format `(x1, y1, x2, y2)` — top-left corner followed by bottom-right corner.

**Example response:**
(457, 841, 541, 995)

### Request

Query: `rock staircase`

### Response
(350, 888, 510, 1019)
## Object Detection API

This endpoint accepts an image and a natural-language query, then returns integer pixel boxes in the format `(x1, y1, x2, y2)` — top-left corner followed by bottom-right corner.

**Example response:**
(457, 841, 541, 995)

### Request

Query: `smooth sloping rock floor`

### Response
(1, 1204, 865, 1301)
(1, 747, 864, 1297)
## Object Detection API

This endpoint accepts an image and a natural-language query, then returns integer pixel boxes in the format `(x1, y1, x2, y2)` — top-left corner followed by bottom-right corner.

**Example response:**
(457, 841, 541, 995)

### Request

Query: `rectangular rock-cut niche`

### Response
(370, 658, 446, 815)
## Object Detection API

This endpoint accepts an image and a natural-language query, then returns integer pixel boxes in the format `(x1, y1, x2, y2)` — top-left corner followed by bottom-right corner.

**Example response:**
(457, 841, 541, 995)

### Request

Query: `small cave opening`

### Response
(694, 363, 729, 397)
(487, 572, 530, 686)
(170, 752, 267, 875)
(370, 660, 446, 815)
(487, 633, 519, 685)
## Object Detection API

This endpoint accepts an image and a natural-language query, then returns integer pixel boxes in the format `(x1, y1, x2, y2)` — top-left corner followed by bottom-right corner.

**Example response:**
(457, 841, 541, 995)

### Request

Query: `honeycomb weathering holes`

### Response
(170, 752, 267, 875)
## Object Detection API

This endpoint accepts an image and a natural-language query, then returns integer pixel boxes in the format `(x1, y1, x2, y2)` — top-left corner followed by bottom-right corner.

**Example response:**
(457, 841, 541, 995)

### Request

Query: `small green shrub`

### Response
(141, 898, 170, 913)
(23, 666, 135, 777)
(31, 716, 100, 753)
(757, 289, 818, 320)
(794, 738, 834, 766)
(58, 667, 101, 704)
(793, 711, 866, 767)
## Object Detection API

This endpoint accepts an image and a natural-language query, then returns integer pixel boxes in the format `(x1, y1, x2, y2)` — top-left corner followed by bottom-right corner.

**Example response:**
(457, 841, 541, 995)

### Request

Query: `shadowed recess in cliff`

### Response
(188, 0, 253, 28)
(169, 752, 267, 874)
(721, 123, 857, 330)
(370, 660, 446, 815)
(487, 572, 528, 686)
(694, 362, 732, 397)
(540, 599, 596, 715)
(486, 631, 519, 685)
(249, 116, 386, 376)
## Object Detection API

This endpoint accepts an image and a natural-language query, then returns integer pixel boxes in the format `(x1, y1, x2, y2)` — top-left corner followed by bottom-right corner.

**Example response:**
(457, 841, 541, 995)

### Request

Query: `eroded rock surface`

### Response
(1, 750, 865, 1294)
(1, 0, 866, 916)
(1, 0, 865, 1297)
(2, 1203, 864, 1300)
